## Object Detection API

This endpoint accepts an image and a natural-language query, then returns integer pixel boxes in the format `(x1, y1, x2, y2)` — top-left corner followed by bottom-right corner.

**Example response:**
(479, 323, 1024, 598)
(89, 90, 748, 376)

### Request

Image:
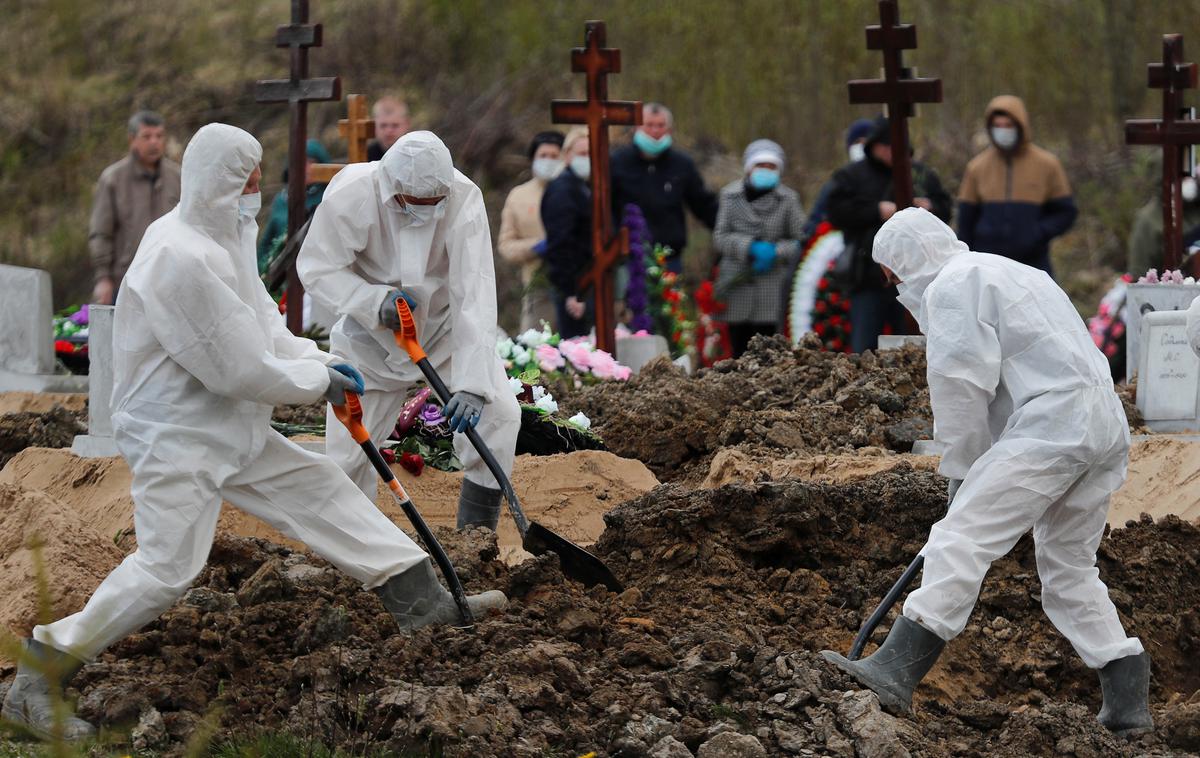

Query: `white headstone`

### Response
(1125, 283, 1200, 384)
(1136, 310, 1200, 432)
(0, 264, 87, 392)
(71, 305, 120, 457)
(616, 334, 670, 374)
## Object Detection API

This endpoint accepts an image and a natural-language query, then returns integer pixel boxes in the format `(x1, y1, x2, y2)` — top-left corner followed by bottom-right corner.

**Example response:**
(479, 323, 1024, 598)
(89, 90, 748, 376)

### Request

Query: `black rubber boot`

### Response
(373, 559, 506, 632)
(821, 616, 946, 714)
(2, 639, 96, 741)
(1097, 652, 1154, 737)
(457, 479, 502, 531)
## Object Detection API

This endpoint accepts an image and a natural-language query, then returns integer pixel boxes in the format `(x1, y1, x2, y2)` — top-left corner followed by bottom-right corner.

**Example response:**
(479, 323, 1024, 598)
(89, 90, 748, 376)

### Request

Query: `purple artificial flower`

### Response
(69, 304, 89, 326)
(623, 203, 655, 333)
(419, 403, 446, 427)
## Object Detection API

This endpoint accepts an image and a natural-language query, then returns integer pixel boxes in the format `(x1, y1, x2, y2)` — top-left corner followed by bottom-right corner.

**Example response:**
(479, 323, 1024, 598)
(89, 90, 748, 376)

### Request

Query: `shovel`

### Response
(391, 299, 624, 593)
(331, 391, 475, 627)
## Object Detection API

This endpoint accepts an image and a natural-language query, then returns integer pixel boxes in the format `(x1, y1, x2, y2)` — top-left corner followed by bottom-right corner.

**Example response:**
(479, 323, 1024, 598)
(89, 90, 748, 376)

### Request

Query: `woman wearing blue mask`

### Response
(713, 139, 806, 357)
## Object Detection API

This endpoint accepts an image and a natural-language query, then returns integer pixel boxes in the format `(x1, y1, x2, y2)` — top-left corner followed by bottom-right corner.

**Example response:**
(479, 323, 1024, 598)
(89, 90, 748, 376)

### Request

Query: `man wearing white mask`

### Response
(498, 130, 565, 331)
(957, 95, 1077, 278)
(822, 208, 1151, 738)
(299, 130, 521, 532)
(3, 124, 505, 741)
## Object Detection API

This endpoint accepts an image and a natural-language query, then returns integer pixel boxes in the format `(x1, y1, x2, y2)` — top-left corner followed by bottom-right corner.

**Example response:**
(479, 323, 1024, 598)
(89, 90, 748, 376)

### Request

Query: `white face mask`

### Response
(399, 198, 447, 228)
(848, 142, 866, 163)
(238, 192, 261, 220)
(1184, 176, 1198, 203)
(532, 157, 563, 182)
(570, 156, 591, 182)
(991, 126, 1020, 151)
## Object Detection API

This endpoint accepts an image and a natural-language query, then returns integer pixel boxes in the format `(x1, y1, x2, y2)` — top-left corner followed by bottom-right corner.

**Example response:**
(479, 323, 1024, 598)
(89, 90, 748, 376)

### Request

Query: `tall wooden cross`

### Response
(309, 94, 375, 184)
(255, 0, 341, 334)
(847, 0, 942, 209)
(551, 20, 642, 355)
(1126, 34, 1200, 272)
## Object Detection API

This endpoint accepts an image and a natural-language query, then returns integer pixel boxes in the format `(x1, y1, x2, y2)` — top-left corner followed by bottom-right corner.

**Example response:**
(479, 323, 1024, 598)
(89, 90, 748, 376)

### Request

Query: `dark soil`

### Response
(0, 407, 85, 468)
(271, 401, 327, 429)
(63, 468, 1200, 756)
(565, 334, 933, 482)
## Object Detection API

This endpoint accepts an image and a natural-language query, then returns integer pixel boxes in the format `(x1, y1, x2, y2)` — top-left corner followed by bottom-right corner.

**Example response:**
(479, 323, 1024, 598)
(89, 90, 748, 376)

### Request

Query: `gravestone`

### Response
(0, 264, 87, 392)
(1124, 283, 1200, 383)
(616, 334, 669, 374)
(71, 305, 120, 457)
(1136, 309, 1200, 431)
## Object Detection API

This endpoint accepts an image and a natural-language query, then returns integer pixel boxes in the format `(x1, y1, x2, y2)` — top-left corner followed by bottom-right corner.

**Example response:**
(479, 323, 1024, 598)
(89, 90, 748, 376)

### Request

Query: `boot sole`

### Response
(820, 650, 913, 714)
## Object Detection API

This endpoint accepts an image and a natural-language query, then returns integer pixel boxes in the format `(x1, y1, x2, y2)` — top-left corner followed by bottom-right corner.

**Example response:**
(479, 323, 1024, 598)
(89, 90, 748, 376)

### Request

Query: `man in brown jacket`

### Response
(88, 111, 181, 304)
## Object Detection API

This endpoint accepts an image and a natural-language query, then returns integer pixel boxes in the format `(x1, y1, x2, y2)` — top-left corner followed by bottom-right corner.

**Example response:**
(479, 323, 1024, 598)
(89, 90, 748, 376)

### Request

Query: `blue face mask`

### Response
(633, 130, 673, 157)
(748, 168, 780, 191)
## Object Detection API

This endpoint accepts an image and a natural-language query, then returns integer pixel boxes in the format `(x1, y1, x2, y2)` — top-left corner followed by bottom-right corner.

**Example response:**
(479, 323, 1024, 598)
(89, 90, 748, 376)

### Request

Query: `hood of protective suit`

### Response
(872, 207, 968, 320)
(985, 94, 1030, 146)
(378, 130, 453, 200)
(178, 124, 262, 246)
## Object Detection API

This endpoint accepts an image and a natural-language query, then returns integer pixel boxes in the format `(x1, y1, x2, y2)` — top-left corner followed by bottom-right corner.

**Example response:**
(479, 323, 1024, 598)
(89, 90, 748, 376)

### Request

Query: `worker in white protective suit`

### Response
(298, 131, 520, 531)
(2, 124, 505, 742)
(822, 207, 1152, 737)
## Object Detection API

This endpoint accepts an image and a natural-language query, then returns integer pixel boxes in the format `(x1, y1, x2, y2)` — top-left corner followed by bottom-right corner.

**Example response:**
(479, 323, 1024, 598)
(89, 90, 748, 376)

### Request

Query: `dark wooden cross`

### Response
(255, 0, 341, 334)
(1126, 34, 1200, 272)
(847, 0, 942, 209)
(309, 94, 375, 184)
(551, 20, 642, 355)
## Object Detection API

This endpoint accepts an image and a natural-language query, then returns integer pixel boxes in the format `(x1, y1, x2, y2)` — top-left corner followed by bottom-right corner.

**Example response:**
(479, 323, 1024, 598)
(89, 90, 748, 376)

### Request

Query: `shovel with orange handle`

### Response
(331, 391, 475, 627)
(391, 298, 624, 593)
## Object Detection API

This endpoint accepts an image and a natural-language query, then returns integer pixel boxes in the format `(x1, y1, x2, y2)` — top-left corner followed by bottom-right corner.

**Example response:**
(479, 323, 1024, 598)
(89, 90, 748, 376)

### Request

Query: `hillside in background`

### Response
(2, 0, 1196, 327)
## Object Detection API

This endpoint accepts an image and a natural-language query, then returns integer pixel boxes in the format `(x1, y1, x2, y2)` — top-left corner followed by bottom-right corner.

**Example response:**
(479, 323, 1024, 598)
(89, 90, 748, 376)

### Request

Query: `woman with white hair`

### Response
(713, 138, 806, 357)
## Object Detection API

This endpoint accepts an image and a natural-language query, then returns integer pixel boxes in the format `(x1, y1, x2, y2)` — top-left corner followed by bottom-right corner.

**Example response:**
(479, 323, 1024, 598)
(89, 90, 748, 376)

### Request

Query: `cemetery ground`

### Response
(1, 338, 1200, 755)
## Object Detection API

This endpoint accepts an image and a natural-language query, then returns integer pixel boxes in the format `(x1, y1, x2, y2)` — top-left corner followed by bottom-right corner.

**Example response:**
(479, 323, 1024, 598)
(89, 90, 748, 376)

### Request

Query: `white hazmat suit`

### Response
(298, 131, 519, 500)
(34, 124, 427, 662)
(874, 207, 1143, 670)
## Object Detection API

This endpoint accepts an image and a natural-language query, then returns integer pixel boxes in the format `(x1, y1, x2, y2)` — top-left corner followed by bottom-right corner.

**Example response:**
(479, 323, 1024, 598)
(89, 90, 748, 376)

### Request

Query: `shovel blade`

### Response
(524, 521, 623, 593)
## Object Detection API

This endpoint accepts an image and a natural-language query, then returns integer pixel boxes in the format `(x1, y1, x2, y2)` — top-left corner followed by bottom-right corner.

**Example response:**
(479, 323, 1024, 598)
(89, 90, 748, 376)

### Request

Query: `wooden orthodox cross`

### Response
(255, 0, 341, 334)
(309, 94, 375, 184)
(551, 20, 642, 355)
(1126, 34, 1200, 272)
(847, 0, 942, 210)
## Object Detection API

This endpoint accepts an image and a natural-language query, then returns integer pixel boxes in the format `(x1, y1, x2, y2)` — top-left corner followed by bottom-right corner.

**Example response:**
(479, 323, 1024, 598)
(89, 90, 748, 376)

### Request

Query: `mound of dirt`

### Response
(1110, 436, 1200, 526)
(53, 467, 1200, 756)
(701, 446, 940, 489)
(0, 484, 122, 639)
(565, 335, 933, 482)
(0, 447, 658, 564)
(0, 407, 85, 469)
(0, 392, 86, 415)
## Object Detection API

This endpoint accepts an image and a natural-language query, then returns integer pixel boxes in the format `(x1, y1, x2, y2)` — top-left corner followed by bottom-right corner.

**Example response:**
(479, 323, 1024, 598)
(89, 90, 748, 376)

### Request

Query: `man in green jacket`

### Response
(257, 139, 332, 274)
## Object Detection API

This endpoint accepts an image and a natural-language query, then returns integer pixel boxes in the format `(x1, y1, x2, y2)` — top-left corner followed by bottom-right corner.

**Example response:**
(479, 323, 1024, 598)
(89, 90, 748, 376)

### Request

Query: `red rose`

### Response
(818, 277, 829, 290)
(814, 323, 827, 336)
(54, 340, 75, 353)
(829, 315, 842, 327)
(828, 292, 840, 305)
(399, 452, 425, 476)
(815, 301, 828, 314)
(829, 338, 843, 351)
(380, 448, 396, 464)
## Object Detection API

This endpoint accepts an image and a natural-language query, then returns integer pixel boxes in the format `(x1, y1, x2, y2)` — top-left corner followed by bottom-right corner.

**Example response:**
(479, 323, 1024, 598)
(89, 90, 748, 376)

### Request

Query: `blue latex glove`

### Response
(325, 364, 364, 404)
(379, 289, 418, 330)
(331, 363, 364, 393)
(532, 239, 548, 257)
(749, 240, 777, 274)
(444, 391, 485, 433)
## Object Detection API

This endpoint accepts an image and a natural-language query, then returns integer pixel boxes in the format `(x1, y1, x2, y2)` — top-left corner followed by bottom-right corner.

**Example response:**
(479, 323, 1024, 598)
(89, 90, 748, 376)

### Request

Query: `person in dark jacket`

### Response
(257, 139, 331, 273)
(957, 95, 1077, 278)
(827, 116, 952, 353)
(801, 118, 876, 243)
(611, 103, 718, 274)
(541, 127, 594, 338)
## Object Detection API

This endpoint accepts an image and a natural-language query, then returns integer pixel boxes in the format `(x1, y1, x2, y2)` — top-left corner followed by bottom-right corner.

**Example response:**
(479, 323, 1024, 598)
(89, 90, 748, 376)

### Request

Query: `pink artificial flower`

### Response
(634, 329, 650, 337)
(559, 339, 592, 371)
(590, 350, 618, 379)
(613, 365, 633, 381)
(535, 342, 565, 372)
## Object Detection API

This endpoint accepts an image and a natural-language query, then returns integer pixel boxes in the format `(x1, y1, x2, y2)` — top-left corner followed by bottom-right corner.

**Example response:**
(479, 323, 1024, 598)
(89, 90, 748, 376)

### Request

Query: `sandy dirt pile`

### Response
(1110, 437, 1200, 527)
(0, 484, 122, 639)
(565, 335, 934, 483)
(0, 392, 86, 415)
(701, 446, 940, 489)
(0, 447, 658, 565)
(42, 467, 1200, 756)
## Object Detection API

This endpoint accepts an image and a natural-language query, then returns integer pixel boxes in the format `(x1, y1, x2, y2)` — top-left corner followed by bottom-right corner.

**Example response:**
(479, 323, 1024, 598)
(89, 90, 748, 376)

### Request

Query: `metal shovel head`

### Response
(524, 521, 623, 593)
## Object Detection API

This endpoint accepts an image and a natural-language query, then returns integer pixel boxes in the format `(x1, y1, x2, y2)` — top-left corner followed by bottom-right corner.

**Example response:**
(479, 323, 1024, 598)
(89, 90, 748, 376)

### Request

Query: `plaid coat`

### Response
(713, 180, 806, 324)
